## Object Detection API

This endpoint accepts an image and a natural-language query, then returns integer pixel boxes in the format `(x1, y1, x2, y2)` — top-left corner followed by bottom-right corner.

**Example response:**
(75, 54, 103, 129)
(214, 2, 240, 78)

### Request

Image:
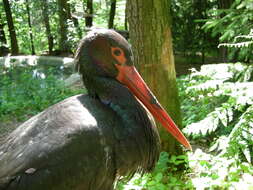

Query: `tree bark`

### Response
(2, 0, 19, 55)
(193, 0, 207, 64)
(25, 0, 35, 55)
(41, 0, 54, 55)
(0, 12, 7, 45)
(84, 0, 93, 27)
(0, 12, 9, 56)
(66, 3, 82, 39)
(218, 0, 234, 62)
(124, 4, 128, 31)
(218, 0, 234, 9)
(57, 0, 71, 53)
(127, 0, 183, 154)
(108, 0, 116, 29)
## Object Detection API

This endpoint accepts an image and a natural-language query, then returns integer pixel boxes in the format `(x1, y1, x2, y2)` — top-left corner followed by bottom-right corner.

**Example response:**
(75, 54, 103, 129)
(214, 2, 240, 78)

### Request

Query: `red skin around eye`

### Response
(111, 47, 127, 65)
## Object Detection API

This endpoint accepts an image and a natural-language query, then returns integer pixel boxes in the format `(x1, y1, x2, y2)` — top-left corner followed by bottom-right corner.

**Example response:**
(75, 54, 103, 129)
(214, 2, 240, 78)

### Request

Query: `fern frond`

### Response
(218, 28, 253, 48)
(218, 41, 253, 48)
(225, 105, 253, 163)
(183, 106, 233, 138)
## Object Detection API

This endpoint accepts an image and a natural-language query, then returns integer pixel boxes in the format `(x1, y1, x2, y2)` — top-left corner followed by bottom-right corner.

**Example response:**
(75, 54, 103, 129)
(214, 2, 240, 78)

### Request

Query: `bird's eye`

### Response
(111, 47, 126, 65)
(113, 49, 121, 56)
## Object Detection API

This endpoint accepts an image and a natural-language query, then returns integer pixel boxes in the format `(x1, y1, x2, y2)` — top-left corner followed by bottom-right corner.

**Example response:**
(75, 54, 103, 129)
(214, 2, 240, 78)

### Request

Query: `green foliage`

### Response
(189, 149, 253, 189)
(171, 0, 218, 59)
(116, 152, 193, 190)
(89, 0, 126, 29)
(117, 63, 253, 190)
(225, 106, 253, 163)
(179, 63, 253, 164)
(219, 29, 253, 49)
(202, 0, 253, 62)
(0, 0, 126, 54)
(0, 65, 83, 122)
(1, 62, 252, 190)
(173, 63, 253, 189)
(218, 28, 253, 62)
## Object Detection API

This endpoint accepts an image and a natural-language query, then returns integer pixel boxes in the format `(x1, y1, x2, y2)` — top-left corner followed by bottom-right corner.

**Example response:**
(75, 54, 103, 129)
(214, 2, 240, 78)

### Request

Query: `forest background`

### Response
(0, 0, 253, 189)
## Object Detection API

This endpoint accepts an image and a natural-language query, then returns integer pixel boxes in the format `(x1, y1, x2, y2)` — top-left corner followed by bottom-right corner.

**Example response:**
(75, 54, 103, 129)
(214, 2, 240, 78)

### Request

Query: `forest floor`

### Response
(174, 53, 220, 76)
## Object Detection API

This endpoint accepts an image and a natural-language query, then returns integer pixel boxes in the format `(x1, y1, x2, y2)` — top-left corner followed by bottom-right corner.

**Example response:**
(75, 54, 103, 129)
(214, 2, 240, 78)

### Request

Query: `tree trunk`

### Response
(124, 4, 128, 31)
(0, 12, 7, 45)
(218, 0, 234, 9)
(195, 0, 208, 64)
(25, 0, 35, 55)
(2, 0, 19, 55)
(126, 0, 183, 154)
(66, 3, 82, 39)
(0, 12, 9, 56)
(57, 0, 71, 53)
(218, 0, 234, 62)
(108, 0, 116, 29)
(41, 0, 54, 55)
(84, 0, 93, 27)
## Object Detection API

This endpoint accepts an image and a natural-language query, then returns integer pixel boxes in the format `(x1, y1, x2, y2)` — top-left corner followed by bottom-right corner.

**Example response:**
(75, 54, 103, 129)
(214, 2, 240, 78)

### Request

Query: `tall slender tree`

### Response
(0, 11, 9, 56)
(2, 0, 19, 55)
(108, 0, 116, 29)
(193, 0, 208, 64)
(127, 0, 183, 154)
(57, 0, 71, 54)
(218, 0, 234, 62)
(84, 0, 93, 27)
(25, 0, 35, 55)
(218, 0, 234, 11)
(0, 12, 7, 45)
(124, 4, 128, 31)
(41, 0, 53, 55)
(66, 3, 82, 39)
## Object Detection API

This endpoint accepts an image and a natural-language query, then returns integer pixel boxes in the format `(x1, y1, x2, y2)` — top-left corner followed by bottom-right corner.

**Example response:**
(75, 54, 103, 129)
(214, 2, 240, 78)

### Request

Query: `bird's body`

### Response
(0, 92, 159, 190)
(0, 28, 190, 190)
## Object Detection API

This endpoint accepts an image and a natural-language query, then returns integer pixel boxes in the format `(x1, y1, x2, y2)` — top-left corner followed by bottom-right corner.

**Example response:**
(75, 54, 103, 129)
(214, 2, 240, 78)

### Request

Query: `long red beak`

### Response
(116, 64, 191, 150)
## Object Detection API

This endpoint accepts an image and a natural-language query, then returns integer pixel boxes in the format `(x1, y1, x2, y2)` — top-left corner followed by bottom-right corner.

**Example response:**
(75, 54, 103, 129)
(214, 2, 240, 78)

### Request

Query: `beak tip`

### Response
(180, 138, 192, 151)
(186, 143, 192, 151)
(182, 136, 192, 151)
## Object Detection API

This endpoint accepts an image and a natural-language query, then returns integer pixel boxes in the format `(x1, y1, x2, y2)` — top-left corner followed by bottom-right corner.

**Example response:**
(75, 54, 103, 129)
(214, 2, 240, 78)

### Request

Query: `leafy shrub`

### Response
(202, 0, 253, 62)
(0, 65, 83, 122)
(188, 149, 253, 190)
(179, 63, 253, 164)
(117, 63, 253, 190)
(116, 152, 193, 190)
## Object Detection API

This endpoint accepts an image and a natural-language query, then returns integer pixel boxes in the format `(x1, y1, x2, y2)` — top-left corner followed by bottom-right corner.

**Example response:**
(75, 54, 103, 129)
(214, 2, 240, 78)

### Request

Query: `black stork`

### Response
(0, 28, 191, 190)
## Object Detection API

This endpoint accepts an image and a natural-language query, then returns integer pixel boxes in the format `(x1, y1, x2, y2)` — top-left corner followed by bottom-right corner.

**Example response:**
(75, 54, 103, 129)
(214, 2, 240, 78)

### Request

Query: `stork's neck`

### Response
(83, 75, 161, 174)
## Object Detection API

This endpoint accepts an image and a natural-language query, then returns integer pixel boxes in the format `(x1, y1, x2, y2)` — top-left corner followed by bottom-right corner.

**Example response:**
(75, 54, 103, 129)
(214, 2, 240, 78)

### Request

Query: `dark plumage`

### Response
(0, 28, 190, 190)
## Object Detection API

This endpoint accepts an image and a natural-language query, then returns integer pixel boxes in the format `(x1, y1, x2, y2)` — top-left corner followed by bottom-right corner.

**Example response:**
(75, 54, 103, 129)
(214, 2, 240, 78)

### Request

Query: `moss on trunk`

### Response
(126, 0, 183, 154)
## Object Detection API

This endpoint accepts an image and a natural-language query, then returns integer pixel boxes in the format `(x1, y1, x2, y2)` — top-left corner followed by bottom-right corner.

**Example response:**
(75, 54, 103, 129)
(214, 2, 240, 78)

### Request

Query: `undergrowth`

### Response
(118, 62, 253, 190)
(0, 65, 83, 122)
(116, 152, 193, 190)
(180, 63, 253, 163)
(179, 63, 253, 189)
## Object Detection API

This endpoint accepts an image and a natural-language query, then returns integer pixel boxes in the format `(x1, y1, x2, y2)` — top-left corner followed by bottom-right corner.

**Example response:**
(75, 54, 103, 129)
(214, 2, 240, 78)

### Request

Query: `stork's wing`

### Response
(0, 95, 116, 190)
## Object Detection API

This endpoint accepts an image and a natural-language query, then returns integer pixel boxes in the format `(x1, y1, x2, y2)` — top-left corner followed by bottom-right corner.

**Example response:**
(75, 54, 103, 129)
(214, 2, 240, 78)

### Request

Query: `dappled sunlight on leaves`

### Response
(0, 65, 83, 122)
(188, 148, 253, 190)
(116, 152, 193, 190)
(177, 62, 253, 189)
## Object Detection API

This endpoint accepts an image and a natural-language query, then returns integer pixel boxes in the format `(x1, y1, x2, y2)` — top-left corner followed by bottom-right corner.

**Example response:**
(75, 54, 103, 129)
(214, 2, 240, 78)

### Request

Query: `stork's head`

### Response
(75, 28, 191, 150)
